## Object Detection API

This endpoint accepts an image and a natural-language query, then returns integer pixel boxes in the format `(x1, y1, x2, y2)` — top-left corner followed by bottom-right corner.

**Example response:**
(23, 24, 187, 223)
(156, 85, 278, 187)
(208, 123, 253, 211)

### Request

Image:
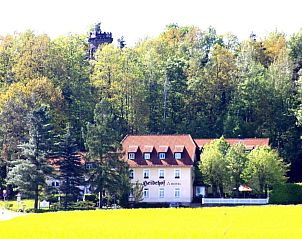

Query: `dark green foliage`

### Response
(1, 25, 302, 197)
(54, 123, 84, 207)
(269, 183, 302, 204)
(6, 106, 53, 211)
(50, 201, 96, 211)
(84, 99, 131, 208)
(84, 194, 97, 202)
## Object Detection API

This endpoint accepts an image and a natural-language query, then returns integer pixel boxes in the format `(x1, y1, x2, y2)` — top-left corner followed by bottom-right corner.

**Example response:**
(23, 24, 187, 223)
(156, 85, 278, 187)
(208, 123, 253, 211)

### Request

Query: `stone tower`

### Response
(88, 22, 113, 59)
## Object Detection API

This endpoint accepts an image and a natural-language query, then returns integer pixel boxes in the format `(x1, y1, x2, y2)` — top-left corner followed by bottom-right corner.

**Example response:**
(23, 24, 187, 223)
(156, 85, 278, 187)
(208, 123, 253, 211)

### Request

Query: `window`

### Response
(86, 163, 94, 170)
(159, 169, 165, 179)
(129, 169, 134, 179)
(175, 169, 181, 179)
(175, 188, 181, 198)
(143, 169, 150, 179)
(128, 153, 135, 160)
(143, 188, 149, 198)
(195, 186, 205, 197)
(159, 152, 166, 159)
(174, 152, 182, 160)
(159, 188, 165, 198)
(51, 181, 60, 187)
(144, 153, 151, 160)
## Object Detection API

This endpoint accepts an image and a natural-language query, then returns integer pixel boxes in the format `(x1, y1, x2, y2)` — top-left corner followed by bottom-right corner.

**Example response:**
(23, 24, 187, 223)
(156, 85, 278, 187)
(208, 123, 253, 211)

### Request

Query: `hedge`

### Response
(269, 183, 302, 204)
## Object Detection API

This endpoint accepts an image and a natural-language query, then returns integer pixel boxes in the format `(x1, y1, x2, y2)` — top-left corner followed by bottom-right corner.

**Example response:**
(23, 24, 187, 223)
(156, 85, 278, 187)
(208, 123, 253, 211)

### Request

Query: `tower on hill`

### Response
(88, 22, 113, 59)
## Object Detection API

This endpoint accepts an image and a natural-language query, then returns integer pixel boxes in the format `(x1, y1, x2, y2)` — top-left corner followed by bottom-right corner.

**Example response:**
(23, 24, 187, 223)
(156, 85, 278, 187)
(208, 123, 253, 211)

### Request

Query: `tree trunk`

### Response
(99, 190, 103, 209)
(34, 185, 39, 212)
(212, 184, 218, 197)
(219, 184, 224, 198)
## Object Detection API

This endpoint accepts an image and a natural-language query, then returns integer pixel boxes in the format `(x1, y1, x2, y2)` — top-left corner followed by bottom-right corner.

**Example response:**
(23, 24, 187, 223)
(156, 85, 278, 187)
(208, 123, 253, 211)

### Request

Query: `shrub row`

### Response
(270, 183, 302, 204)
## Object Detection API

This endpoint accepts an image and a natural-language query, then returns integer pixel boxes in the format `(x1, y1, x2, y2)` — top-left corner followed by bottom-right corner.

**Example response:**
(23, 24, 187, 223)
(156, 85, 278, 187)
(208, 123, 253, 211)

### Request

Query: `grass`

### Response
(0, 205, 301, 239)
(0, 200, 35, 211)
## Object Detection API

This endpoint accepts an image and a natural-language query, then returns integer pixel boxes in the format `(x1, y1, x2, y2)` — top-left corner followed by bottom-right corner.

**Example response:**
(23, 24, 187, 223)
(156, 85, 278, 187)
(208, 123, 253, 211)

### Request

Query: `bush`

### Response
(84, 194, 97, 203)
(270, 183, 302, 204)
(50, 201, 96, 211)
(135, 202, 170, 208)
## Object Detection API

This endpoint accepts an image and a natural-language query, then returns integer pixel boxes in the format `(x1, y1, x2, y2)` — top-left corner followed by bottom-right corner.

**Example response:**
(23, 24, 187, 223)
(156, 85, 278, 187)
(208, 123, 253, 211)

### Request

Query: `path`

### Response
(0, 209, 24, 221)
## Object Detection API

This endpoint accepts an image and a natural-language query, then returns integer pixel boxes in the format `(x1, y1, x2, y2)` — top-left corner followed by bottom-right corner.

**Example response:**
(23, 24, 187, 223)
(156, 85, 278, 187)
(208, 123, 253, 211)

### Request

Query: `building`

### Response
(122, 135, 270, 204)
(88, 22, 113, 60)
(122, 135, 197, 204)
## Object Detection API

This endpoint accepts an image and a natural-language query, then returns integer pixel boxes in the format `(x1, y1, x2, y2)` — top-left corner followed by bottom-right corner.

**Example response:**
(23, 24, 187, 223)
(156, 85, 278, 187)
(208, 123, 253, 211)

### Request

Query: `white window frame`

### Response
(174, 152, 182, 160)
(159, 152, 166, 159)
(143, 169, 150, 179)
(52, 181, 60, 187)
(159, 188, 165, 198)
(128, 153, 135, 160)
(129, 169, 134, 179)
(143, 188, 149, 198)
(144, 153, 151, 160)
(174, 188, 181, 198)
(158, 169, 165, 179)
(174, 169, 181, 179)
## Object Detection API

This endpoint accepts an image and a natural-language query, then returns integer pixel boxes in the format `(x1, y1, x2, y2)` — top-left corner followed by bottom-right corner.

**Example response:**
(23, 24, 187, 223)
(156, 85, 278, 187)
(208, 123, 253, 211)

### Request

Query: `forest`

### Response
(0, 23, 302, 189)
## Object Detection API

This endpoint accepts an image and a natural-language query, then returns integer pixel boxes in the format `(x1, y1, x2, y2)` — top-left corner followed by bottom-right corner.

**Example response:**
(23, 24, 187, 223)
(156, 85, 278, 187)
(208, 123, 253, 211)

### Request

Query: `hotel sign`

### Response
(142, 180, 181, 187)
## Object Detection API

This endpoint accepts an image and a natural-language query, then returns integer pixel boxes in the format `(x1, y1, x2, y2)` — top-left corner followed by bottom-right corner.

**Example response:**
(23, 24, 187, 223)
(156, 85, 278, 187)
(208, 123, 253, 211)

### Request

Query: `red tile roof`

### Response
(194, 138, 269, 149)
(121, 135, 196, 168)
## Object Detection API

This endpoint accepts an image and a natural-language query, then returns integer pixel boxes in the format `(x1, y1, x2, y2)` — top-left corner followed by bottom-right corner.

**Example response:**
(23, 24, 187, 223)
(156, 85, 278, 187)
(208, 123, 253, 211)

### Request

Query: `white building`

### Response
(122, 135, 197, 204)
(122, 135, 270, 204)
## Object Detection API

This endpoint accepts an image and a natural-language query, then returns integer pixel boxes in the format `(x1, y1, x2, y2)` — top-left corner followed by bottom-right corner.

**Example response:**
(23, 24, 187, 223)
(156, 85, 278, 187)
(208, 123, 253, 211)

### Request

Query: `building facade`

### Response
(122, 135, 270, 204)
(122, 135, 197, 204)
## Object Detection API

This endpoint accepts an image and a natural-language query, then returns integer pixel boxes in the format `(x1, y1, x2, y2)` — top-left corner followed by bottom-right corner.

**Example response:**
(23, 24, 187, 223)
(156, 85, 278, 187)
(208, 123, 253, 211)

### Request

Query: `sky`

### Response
(0, 0, 301, 46)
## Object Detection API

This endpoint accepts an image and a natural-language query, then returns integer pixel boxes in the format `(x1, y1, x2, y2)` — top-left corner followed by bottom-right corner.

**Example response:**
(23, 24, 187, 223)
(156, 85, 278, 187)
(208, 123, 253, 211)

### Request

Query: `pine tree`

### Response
(6, 105, 53, 211)
(54, 123, 84, 208)
(84, 99, 130, 208)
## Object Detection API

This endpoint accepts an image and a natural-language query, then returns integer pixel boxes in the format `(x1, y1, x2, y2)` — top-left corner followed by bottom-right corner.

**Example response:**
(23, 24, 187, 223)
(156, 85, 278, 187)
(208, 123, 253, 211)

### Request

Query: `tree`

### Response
(242, 146, 288, 196)
(131, 180, 144, 205)
(226, 143, 248, 196)
(6, 106, 53, 211)
(199, 137, 230, 197)
(55, 123, 84, 208)
(84, 99, 130, 208)
(0, 78, 63, 162)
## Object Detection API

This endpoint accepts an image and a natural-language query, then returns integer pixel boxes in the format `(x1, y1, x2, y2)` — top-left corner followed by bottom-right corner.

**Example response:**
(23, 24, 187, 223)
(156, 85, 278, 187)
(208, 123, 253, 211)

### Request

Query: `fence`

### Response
(202, 198, 269, 205)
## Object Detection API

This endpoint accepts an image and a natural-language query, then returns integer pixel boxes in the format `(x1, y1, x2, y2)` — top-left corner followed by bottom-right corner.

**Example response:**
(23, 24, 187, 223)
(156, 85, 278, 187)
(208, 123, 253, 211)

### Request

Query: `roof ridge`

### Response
(127, 134, 192, 137)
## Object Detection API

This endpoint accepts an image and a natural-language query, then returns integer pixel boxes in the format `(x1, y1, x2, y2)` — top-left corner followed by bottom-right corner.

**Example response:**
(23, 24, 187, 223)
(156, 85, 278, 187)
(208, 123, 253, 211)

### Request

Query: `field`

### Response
(0, 205, 301, 239)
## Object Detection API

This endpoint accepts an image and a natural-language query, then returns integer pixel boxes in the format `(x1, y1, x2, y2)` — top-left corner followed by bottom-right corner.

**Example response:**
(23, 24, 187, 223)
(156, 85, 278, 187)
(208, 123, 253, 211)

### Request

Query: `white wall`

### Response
(131, 167, 193, 203)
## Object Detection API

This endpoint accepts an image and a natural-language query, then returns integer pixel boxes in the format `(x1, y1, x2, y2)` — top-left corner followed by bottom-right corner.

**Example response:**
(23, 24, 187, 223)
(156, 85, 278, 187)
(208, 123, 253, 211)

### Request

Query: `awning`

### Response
(143, 145, 153, 153)
(174, 145, 184, 152)
(158, 145, 169, 152)
(239, 185, 252, 192)
(128, 145, 139, 153)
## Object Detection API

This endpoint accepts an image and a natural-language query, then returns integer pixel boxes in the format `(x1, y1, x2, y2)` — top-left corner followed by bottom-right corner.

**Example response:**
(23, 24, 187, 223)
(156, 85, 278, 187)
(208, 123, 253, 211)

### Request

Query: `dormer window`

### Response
(128, 153, 135, 160)
(144, 153, 151, 160)
(174, 145, 184, 160)
(174, 152, 182, 160)
(128, 145, 138, 159)
(159, 152, 166, 159)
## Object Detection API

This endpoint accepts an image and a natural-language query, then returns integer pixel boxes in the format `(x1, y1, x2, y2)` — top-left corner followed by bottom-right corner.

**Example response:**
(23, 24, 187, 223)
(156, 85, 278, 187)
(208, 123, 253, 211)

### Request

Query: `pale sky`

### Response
(1, 0, 301, 46)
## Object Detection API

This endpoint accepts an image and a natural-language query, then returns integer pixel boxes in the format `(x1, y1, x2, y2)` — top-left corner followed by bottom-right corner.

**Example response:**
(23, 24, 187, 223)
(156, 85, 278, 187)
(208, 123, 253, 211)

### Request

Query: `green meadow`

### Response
(0, 205, 301, 239)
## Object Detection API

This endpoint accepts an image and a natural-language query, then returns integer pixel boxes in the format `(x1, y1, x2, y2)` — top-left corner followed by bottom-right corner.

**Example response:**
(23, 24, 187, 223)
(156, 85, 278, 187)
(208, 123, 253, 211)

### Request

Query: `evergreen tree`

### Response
(84, 99, 130, 208)
(6, 105, 53, 211)
(55, 123, 84, 208)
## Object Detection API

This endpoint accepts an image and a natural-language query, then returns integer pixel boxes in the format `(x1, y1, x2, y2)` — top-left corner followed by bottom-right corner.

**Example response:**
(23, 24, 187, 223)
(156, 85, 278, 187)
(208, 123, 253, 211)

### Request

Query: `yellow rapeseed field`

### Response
(0, 205, 301, 239)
